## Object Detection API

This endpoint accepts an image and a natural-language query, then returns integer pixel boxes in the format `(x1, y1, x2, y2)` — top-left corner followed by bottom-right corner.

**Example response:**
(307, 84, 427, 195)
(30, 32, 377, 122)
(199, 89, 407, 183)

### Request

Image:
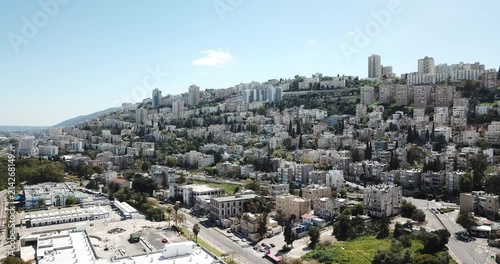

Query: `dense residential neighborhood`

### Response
(2, 55, 500, 264)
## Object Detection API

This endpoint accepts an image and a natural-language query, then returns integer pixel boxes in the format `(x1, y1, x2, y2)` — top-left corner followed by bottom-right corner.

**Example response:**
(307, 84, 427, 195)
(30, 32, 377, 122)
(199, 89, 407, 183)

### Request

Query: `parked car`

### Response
(227, 229, 232, 233)
(270, 243, 275, 248)
(253, 246, 258, 250)
(261, 243, 267, 247)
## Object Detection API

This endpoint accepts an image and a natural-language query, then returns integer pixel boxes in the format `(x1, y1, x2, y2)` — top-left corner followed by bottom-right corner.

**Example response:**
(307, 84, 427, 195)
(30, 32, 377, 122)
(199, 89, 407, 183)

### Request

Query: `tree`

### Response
(456, 210, 477, 230)
(243, 179, 260, 192)
(377, 214, 390, 239)
(470, 153, 488, 190)
(372, 249, 399, 264)
(175, 213, 186, 226)
(0, 257, 28, 264)
(174, 202, 181, 226)
(193, 223, 200, 243)
(333, 208, 352, 240)
(288, 120, 293, 136)
(283, 221, 296, 248)
(166, 156, 177, 167)
(233, 186, 240, 195)
(165, 207, 173, 226)
(485, 174, 500, 195)
(258, 214, 268, 239)
(65, 197, 79, 206)
(411, 209, 426, 223)
(351, 203, 365, 216)
(459, 172, 474, 193)
(400, 200, 417, 218)
(298, 134, 303, 149)
(308, 227, 321, 249)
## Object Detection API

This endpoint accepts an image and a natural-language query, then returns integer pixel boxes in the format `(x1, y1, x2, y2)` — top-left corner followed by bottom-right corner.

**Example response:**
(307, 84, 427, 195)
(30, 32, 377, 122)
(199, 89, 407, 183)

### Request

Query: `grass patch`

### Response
(191, 180, 240, 195)
(303, 235, 456, 264)
(180, 227, 223, 257)
(442, 207, 456, 213)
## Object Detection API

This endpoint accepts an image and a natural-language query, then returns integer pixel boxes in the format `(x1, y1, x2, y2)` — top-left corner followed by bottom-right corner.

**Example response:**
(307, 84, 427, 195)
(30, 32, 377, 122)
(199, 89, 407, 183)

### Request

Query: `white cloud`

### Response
(347, 31, 355, 36)
(399, 32, 405, 37)
(306, 39, 316, 45)
(193, 49, 233, 66)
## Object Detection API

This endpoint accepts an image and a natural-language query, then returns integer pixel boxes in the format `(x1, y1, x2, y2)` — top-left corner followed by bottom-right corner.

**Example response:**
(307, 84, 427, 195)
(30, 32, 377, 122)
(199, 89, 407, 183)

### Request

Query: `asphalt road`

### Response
(405, 197, 498, 264)
(178, 209, 269, 264)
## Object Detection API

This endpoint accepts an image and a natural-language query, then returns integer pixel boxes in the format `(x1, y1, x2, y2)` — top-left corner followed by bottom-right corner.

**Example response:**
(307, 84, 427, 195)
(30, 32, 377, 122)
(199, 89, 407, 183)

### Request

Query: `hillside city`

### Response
(2, 55, 500, 264)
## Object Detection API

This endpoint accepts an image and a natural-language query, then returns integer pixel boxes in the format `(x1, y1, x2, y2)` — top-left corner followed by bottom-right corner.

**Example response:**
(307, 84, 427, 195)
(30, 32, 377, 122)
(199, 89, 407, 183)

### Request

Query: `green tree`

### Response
(470, 153, 488, 190)
(377, 214, 390, 239)
(333, 208, 352, 240)
(308, 227, 321, 249)
(283, 221, 296, 249)
(166, 156, 177, 167)
(65, 197, 79, 206)
(459, 172, 474, 193)
(258, 214, 268, 239)
(485, 174, 500, 195)
(411, 209, 426, 223)
(193, 223, 200, 243)
(243, 179, 260, 192)
(351, 203, 365, 216)
(174, 202, 181, 226)
(141, 160, 151, 172)
(456, 210, 477, 230)
(400, 200, 416, 218)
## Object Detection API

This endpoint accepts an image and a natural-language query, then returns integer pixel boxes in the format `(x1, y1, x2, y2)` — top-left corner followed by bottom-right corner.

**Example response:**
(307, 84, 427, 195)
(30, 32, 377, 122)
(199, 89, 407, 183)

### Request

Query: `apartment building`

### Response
(209, 191, 258, 223)
(460, 191, 500, 220)
(268, 184, 290, 196)
(275, 195, 310, 221)
(313, 197, 343, 219)
(363, 184, 402, 217)
(301, 185, 331, 201)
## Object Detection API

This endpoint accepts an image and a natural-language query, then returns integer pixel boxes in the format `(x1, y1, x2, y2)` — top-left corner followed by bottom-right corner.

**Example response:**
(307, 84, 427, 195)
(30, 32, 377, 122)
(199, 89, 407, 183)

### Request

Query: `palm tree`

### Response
(176, 213, 186, 226)
(193, 224, 200, 243)
(174, 202, 181, 226)
(165, 207, 173, 226)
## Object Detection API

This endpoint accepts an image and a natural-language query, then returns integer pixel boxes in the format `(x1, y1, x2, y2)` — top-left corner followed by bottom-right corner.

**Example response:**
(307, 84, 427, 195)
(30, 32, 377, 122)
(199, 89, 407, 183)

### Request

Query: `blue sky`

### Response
(0, 0, 499, 126)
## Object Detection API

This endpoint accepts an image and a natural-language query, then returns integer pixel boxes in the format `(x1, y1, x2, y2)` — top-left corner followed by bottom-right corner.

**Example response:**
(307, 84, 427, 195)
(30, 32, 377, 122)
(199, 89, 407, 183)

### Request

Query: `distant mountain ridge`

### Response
(0, 126, 49, 132)
(52, 107, 121, 127)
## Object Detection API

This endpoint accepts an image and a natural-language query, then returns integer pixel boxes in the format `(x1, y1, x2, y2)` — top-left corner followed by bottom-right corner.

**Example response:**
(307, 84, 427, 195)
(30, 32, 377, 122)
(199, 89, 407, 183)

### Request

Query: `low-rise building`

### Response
(176, 184, 225, 206)
(209, 191, 258, 224)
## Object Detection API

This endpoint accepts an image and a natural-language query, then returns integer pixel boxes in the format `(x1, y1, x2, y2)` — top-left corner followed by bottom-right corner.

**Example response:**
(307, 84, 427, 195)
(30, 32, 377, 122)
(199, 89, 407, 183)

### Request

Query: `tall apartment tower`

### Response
(418, 56, 435, 74)
(187, 85, 200, 106)
(152, 88, 162, 108)
(368, 54, 382, 79)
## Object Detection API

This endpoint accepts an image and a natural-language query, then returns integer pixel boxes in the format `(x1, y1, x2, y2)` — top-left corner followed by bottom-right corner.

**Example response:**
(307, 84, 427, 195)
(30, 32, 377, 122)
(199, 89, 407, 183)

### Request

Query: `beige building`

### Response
(460, 191, 500, 220)
(275, 195, 310, 221)
(301, 185, 331, 202)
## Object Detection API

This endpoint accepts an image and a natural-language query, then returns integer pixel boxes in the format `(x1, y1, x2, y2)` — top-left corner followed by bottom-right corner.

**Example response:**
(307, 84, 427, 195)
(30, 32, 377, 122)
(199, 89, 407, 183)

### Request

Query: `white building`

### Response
(434, 127, 452, 142)
(171, 99, 185, 114)
(38, 145, 58, 157)
(176, 184, 225, 206)
(360, 86, 375, 105)
(418, 56, 435, 74)
(476, 105, 493, 115)
(325, 170, 345, 190)
(363, 184, 402, 217)
(19, 136, 36, 156)
(433, 107, 449, 126)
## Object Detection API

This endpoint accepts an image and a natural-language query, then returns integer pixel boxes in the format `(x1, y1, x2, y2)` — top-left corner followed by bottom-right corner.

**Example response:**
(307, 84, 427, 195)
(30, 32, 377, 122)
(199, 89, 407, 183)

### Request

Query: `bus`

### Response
(265, 252, 282, 264)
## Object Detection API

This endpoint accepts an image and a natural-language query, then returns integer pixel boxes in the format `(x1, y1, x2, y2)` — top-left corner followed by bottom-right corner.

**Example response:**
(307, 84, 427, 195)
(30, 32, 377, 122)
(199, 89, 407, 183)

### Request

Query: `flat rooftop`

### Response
(179, 184, 224, 193)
